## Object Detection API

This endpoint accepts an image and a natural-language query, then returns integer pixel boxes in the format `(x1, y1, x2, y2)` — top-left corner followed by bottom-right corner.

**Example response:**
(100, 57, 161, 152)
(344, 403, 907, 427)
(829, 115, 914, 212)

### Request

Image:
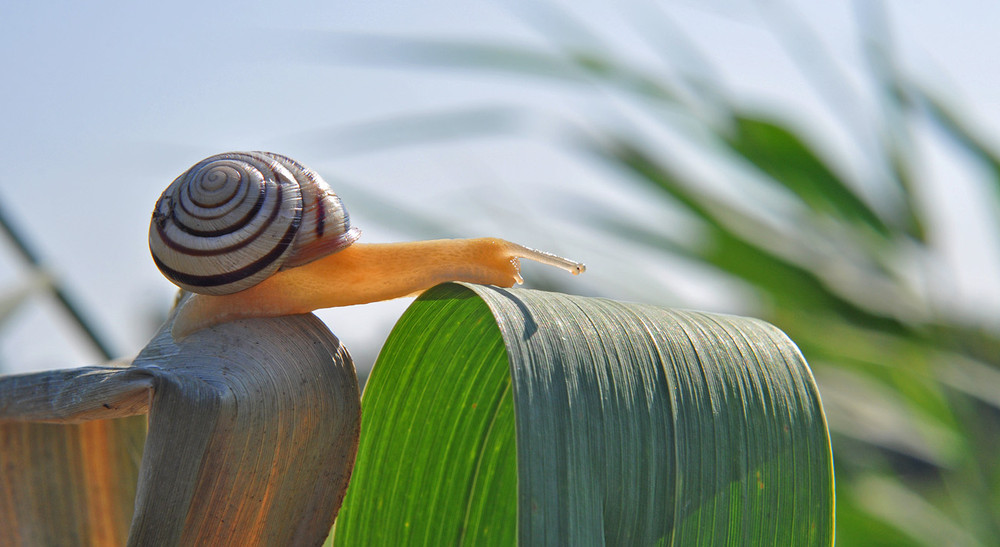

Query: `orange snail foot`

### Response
(170, 238, 585, 339)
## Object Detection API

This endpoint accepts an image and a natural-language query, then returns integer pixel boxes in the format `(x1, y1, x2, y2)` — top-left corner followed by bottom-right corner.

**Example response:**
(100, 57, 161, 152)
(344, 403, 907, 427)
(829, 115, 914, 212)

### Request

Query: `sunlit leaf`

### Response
(331, 284, 517, 546)
(333, 283, 834, 545)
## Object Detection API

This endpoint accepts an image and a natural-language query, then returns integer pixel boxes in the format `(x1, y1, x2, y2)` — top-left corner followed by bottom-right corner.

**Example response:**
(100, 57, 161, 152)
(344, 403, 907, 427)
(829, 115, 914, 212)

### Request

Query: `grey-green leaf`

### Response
(1, 310, 361, 546)
(333, 283, 834, 545)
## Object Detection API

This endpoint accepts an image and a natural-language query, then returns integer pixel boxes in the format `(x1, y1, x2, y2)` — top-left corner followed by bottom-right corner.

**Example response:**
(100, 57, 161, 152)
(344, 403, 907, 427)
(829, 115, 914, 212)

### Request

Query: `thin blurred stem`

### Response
(0, 197, 116, 361)
(854, 0, 928, 241)
(755, 0, 868, 130)
(760, 1, 924, 241)
(620, 1, 732, 121)
(498, 0, 697, 112)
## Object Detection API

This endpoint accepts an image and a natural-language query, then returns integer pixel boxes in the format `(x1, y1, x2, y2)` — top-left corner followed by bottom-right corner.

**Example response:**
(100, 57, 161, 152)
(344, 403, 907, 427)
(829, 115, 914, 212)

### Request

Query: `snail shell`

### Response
(149, 151, 360, 295)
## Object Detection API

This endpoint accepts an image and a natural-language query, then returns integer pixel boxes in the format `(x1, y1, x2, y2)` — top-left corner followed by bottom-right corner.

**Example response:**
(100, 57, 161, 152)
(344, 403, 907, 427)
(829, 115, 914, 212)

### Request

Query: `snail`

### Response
(150, 151, 585, 338)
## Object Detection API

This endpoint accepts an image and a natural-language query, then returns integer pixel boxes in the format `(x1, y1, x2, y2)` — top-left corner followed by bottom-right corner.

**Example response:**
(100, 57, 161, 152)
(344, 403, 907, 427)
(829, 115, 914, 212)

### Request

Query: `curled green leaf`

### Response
(334, 283, 833, 545)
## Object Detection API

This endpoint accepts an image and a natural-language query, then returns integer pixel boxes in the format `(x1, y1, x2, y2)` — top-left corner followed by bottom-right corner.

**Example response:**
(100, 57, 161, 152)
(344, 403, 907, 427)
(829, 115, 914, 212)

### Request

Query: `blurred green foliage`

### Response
(322, 4, 1000, 544)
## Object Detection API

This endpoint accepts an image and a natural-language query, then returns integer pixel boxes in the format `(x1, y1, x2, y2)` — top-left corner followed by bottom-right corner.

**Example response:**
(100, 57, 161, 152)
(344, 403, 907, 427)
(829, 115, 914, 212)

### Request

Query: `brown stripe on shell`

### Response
(184, 164, 243, 208)
(176, 166, 253, 221)
(315, 193, 326, 238)
(171, 181, 267, 238)
(149, 152, 304, 295)
(150, 208, 302, 294)
(149, 151, 361, 294)
(153, 181, 290, 257)
(259, 152, 360, 270)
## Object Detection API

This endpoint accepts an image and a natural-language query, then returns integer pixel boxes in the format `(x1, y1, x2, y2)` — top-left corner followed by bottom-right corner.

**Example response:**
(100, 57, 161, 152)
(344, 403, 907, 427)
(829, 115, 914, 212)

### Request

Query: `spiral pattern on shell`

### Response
(149, 151, 360, 295)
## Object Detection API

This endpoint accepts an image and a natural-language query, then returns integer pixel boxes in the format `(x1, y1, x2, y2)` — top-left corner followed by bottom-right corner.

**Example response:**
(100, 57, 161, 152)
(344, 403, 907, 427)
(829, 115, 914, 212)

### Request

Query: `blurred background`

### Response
(3, 0, 1000, 543)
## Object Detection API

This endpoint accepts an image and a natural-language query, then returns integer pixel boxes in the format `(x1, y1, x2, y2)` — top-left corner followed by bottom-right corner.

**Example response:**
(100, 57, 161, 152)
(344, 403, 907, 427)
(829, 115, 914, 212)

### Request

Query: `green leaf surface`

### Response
(331, 283, 516, 545)
(333, 283, 834, 545)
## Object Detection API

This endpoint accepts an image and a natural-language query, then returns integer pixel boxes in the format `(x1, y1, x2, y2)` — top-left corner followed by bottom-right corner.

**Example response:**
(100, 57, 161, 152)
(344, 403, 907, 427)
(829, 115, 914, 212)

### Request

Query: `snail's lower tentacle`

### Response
(502, 241, 586, 275)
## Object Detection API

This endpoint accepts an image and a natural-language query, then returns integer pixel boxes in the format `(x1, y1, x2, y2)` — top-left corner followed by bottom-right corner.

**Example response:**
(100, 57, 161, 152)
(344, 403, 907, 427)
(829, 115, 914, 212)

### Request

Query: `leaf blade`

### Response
(0, 417, 145, 546)
(468, 285, 833, 544)
(332, 285, 517, 545)
(335, 283, 834, 545)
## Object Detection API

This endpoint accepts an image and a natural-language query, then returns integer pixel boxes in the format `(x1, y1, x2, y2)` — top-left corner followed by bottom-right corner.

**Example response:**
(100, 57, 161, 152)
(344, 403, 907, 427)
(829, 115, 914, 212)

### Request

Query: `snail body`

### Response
(150, 152, 585, 338)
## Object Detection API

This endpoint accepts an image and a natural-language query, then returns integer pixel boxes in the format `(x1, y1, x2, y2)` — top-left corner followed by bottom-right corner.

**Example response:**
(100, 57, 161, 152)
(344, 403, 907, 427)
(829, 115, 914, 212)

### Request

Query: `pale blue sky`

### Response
(2, 0, 998, 373)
